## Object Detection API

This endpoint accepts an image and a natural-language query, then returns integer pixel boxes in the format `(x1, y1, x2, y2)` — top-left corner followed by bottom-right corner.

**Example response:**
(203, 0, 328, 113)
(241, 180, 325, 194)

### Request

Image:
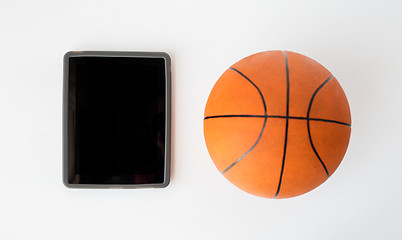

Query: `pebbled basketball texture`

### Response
(203, 50, 351, 199)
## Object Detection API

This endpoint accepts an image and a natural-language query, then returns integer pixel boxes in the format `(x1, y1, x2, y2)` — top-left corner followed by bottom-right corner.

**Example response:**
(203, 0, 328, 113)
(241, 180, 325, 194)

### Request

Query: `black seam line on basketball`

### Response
(307, 75, 333, 178)
(229, 67, 267, 114)
(221, 117, 267, 174)
(308, 117, 351, 127)
(220, 67, 269, 174)
(203, 115, 351, 127)
(204, 114, 266, 119)
(274, 50, 290, 199)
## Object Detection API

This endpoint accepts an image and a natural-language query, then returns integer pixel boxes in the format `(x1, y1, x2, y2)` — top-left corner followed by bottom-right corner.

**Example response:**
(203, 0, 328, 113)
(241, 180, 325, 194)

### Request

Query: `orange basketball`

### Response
(203, 50, 351, 199)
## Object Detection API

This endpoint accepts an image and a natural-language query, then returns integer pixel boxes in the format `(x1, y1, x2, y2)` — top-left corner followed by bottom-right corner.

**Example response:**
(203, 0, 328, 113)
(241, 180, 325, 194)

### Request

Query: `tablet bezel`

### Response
(63, 51, 171, 188)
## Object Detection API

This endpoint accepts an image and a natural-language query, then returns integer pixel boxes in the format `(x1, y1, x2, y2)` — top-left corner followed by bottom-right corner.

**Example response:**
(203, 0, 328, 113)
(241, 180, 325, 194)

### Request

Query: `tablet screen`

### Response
(65, 54, 168, 186)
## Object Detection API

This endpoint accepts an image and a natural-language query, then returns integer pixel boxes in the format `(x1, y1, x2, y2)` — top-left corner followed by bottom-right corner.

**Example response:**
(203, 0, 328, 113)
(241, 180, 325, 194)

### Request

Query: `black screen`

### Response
(67, 56, 166, 185)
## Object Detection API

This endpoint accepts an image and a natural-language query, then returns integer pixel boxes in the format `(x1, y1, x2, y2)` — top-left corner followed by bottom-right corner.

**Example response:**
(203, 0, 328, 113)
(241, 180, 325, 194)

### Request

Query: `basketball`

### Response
(203, 50, 351, 199)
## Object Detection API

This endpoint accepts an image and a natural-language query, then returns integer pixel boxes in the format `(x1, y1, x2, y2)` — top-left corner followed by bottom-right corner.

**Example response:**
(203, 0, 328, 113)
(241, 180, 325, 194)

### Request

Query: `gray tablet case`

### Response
(63, 51, 171, 188)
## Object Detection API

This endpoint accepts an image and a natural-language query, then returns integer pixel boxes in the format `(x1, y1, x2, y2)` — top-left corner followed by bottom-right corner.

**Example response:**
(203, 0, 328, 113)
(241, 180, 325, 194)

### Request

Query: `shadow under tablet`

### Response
(63, 51, 171, 188)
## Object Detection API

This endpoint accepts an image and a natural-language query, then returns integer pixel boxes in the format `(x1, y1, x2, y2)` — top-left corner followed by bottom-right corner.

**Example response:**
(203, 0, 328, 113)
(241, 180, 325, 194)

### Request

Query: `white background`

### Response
(0, 0, 401, 239)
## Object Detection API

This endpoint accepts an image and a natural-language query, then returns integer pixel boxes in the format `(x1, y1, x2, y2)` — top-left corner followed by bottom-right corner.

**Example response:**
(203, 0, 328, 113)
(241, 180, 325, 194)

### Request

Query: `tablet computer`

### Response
(63, 51, 171, 188)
